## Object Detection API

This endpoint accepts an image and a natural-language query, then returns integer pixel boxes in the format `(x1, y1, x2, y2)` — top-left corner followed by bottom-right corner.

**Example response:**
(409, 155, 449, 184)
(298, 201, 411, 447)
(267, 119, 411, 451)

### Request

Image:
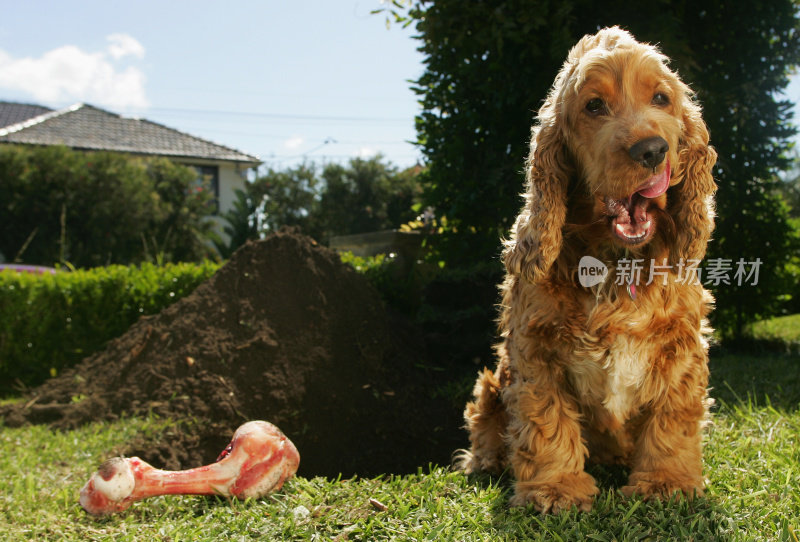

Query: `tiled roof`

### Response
(0, 102, 261, 165)
(0, 101, 53, 129)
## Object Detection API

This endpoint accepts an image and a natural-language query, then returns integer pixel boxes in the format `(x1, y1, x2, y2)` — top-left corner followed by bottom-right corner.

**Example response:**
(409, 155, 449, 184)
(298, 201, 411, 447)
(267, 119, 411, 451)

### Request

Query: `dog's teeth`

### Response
(615, 221, 651, 240)
(616, 224, 636, 239)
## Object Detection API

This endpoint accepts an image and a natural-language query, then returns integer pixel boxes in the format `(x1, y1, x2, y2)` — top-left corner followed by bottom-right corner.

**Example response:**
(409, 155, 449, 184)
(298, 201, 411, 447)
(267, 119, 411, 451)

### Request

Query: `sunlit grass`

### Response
(750, 313, 800, 345)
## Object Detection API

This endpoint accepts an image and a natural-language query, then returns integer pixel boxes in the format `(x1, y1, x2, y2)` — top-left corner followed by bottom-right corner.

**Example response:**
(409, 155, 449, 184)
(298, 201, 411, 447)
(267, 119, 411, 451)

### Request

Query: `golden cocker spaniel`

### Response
(459, 27, 717, 513)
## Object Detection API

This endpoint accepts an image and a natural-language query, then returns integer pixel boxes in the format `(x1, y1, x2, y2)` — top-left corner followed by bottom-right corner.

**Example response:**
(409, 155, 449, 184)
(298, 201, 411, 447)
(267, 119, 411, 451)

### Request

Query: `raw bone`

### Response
(80, 420, 299, 516)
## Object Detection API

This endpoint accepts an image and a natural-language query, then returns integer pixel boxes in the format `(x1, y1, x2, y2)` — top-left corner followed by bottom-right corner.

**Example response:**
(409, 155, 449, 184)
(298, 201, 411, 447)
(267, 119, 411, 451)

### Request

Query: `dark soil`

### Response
(1, 231, 467, 477)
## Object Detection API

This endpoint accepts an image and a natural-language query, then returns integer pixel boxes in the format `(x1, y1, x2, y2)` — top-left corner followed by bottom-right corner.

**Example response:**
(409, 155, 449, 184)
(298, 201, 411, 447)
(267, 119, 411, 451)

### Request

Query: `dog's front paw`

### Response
(510, 472, 598, 513)
(454, 448, 506, 475)
(621, 470, 704, 500)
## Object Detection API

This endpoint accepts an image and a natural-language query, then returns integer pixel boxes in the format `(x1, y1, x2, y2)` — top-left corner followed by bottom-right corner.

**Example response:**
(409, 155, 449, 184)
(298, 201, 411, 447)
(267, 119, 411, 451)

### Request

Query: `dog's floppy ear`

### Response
(503, 113, 571, 283)
(668, 94, 717, 264)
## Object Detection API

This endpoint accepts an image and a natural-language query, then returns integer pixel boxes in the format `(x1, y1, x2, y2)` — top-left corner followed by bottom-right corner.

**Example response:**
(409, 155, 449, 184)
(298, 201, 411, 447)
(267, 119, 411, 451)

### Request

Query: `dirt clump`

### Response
(1, 231, 463, 476)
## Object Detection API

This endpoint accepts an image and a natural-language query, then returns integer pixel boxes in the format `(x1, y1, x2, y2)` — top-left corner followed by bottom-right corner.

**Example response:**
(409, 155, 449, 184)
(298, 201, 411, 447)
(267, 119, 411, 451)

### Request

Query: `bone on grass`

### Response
(80, 420, 299, 516)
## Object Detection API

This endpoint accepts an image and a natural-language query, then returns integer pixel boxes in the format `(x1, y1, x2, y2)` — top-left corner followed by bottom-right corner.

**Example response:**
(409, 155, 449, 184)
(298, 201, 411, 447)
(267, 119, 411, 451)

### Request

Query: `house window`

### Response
(191, 165, 219, 213)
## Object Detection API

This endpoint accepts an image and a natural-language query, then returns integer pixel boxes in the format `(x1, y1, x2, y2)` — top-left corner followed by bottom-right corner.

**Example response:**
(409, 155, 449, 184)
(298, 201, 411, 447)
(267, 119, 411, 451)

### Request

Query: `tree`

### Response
(388, 0, 800, 337)
(249, 156, 421, 242)
(250, 163, 322, 239)
(675, 1, 800, 338)
(778, 152, 800, 219)
(0, 144, 81, 265)
(142, 157, 220, 264)
(66, 151, 163, 266)
(402, 0, 583, 262)
(317, 156, 421, 240)
(0, 145, 218, 267)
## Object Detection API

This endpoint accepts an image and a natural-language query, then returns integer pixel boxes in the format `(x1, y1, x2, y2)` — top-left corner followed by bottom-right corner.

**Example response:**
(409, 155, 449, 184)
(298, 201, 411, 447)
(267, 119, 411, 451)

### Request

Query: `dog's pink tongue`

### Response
(636, 167, 669, 198)
(636, 161, 670, 199)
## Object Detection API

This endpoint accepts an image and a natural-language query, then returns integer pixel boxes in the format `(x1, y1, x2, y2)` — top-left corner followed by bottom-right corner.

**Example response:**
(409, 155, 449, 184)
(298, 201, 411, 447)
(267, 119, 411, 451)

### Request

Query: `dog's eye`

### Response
(652, 93, 670, 106)
(585, 98, 607, 116)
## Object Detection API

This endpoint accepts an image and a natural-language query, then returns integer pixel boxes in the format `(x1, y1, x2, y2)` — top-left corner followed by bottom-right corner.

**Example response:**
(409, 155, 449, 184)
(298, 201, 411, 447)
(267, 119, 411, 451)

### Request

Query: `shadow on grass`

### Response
(465, 468, 736, 540)
(709, 341, 800, 411)
(492, 491, 735, 540)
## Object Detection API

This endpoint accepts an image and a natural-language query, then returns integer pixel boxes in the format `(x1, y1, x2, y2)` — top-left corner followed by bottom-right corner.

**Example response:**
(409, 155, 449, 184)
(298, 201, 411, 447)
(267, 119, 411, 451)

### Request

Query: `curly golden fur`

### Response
(459, 27, 717, 513)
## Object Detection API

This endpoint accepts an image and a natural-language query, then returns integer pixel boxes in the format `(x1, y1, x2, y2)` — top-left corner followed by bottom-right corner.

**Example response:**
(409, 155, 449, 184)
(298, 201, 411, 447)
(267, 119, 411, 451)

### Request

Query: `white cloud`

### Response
(0, 34, 148, 110)
(356, 146, 377, 158)
(106, 34, 145, 60)
(283, 136, 304, 150)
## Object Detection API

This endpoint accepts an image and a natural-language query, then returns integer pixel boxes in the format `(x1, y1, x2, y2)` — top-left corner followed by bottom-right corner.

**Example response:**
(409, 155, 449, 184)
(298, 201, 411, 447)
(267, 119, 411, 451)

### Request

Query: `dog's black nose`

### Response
(629, 136, 669, 169)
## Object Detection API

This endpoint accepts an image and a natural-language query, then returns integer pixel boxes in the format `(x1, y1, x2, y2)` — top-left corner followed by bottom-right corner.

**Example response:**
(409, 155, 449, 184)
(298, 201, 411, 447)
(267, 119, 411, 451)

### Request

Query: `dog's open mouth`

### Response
(607, 160, 670, 245)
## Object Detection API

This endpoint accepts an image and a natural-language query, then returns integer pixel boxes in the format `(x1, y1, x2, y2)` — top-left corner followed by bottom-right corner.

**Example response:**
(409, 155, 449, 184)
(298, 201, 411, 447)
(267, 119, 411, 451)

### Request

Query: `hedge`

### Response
(0, 262, 220, 394)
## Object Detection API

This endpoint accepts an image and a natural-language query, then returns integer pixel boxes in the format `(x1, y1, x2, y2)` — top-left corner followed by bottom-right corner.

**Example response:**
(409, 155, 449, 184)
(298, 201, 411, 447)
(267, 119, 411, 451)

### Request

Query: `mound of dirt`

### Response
(1, 231, 464, 476)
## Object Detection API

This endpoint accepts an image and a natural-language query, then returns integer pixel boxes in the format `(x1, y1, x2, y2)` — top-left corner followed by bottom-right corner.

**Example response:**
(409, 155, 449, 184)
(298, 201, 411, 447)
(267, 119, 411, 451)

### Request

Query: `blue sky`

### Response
(0, 1, 798, 173)
(0, 1, 425, 169)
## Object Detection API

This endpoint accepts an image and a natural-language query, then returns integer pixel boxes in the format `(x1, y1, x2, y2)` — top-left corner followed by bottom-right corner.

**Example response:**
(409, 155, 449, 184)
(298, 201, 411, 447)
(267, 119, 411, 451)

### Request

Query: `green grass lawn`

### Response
(2, 335, 799, 540)
(750, 314, 800, 347)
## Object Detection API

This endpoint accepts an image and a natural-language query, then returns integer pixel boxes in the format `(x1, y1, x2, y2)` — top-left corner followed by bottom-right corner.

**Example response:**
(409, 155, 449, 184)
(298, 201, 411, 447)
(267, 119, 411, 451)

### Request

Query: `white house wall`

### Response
(218, 162, 248, 217)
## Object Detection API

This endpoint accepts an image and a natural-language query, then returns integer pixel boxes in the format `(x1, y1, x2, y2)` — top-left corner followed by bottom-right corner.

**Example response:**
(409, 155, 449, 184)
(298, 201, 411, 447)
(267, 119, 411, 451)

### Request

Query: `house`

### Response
(0, 101, 261, 240)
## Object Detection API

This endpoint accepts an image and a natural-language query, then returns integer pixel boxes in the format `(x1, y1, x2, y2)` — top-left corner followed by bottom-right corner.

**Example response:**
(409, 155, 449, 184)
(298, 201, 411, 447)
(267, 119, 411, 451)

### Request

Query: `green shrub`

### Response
(339, 250, 503, 372)
(338, 251, 436, 315)
(0, 262, 220, 394)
